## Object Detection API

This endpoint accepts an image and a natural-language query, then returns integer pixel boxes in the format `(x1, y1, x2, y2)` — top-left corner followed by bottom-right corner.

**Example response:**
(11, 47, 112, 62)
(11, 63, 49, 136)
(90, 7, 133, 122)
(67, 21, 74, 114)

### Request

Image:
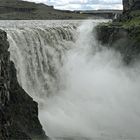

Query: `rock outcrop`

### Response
(96, 24, 140, 63)
(123, 0, 140, 12)
(0, 29, 47, 140)
(96, 0, 140, 63)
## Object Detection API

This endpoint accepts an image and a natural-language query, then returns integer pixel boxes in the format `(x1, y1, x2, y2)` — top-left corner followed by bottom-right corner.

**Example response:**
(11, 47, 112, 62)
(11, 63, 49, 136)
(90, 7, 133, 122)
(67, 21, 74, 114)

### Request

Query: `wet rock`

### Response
(0, 29, 48, 140)
(96, 24, 140, 64)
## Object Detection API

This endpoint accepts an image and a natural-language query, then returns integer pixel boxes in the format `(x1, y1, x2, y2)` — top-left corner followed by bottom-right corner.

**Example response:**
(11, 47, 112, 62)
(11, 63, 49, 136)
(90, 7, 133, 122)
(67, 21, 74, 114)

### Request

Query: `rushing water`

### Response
(1, 20, 140, 140)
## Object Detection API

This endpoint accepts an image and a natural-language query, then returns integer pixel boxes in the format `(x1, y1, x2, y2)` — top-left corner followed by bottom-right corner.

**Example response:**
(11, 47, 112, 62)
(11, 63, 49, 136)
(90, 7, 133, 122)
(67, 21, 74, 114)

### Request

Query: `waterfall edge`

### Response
(0, 29, 48, 140)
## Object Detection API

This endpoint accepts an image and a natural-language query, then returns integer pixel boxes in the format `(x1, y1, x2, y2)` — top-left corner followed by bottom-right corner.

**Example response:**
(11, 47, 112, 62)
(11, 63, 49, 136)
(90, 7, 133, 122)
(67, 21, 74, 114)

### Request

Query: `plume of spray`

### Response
(39, 21, 140, 140)
(6, 20, 140, 140)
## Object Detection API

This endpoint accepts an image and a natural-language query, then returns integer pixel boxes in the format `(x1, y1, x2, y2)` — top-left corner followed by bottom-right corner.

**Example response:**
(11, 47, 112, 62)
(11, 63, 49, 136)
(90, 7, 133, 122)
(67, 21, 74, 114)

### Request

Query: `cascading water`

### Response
(1, 20, 140, 140)
(6, 22, 76, 101)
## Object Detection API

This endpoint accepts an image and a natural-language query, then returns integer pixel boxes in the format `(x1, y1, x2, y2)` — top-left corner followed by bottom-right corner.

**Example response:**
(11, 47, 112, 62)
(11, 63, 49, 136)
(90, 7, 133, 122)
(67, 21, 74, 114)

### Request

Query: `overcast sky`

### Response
(22, 0, 123, 10)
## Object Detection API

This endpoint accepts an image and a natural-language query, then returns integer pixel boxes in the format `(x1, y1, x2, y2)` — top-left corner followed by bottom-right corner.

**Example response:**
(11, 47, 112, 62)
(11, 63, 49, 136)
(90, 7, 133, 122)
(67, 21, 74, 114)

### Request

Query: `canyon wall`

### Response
(96, 24, 140, 63)
(123, 0, 140, 11)
(96, 0, 140, 63)
(0, 29, 47, 140)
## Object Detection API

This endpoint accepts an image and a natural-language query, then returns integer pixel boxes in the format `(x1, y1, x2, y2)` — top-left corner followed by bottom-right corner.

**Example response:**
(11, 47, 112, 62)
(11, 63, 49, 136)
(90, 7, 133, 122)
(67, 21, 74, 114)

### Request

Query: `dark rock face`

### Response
(0, 29, 47, 140)
(123, 0, 130, 12)
(123, 0, 140, 12)
(96, 0, 140, 63)
(132, 0, 140, 10)
(96, 25, 140, 63)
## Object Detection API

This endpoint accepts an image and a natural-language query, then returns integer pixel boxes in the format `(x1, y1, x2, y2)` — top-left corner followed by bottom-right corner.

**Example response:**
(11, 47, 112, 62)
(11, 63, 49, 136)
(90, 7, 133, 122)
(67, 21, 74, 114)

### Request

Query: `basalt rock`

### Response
(123, 0, 140, 12)
(96, 24, 140, 63)
(95, 0, 140, 64)
(0, 29, 48, 140)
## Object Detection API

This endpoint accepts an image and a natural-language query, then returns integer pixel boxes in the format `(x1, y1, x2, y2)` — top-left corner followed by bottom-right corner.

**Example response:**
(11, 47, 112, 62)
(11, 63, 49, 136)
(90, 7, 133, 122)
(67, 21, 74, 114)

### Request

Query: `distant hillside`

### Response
(0, 0, 122, 20)
(0, 0, 96, 20)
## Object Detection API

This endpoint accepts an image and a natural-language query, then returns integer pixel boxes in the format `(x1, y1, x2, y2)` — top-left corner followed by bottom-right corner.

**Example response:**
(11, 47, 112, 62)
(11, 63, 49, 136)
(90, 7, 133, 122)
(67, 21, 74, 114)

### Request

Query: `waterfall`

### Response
(2, 20, 140, 140)
(6, 24, 76, 101)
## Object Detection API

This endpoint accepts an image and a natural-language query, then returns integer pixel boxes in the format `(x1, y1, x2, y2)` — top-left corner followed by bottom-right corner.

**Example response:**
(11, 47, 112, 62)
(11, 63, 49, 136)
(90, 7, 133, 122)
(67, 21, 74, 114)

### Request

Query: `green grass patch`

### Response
(121, 16, 140, 28)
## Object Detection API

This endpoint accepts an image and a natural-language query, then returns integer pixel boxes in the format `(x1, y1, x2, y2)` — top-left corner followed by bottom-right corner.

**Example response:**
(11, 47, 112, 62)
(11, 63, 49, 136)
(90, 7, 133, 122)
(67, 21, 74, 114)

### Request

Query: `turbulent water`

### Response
(1, 20, 140, 140)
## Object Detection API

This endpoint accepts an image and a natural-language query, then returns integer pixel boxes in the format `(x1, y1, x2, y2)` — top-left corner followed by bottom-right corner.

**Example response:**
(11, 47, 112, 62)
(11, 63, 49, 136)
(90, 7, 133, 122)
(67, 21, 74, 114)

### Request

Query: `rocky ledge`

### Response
(96, 22, 140, 63)
(95, 0, 140, 64)
(0, 29, 47, 140)
(96, 2, 140, 64)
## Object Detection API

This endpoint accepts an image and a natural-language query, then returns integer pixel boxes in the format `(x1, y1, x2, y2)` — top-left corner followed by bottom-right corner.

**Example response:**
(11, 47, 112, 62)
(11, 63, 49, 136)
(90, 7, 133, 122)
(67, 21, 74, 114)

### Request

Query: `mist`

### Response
(39, 21, 140, 139)
(6, 20, 140, 140)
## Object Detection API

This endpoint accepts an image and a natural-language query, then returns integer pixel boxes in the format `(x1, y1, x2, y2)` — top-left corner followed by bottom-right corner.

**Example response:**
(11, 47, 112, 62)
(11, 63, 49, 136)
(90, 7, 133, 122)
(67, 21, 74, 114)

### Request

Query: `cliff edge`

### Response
(96, 0, 140, 63)
(0, 29, 47, 139)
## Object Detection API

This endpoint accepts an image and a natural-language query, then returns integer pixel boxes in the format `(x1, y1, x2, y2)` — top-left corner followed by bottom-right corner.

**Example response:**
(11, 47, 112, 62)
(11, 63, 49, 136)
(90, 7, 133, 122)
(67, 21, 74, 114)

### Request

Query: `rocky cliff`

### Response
(123, 0, 140, 12)
(96, 0, 140, 63)
(0, 29, 47, 140)
(96, 23, 140, 63)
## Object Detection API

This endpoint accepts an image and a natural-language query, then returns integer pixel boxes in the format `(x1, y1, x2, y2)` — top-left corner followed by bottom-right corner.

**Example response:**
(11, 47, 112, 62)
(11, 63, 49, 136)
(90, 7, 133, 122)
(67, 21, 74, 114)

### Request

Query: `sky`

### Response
(22, 0, 123, 10)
